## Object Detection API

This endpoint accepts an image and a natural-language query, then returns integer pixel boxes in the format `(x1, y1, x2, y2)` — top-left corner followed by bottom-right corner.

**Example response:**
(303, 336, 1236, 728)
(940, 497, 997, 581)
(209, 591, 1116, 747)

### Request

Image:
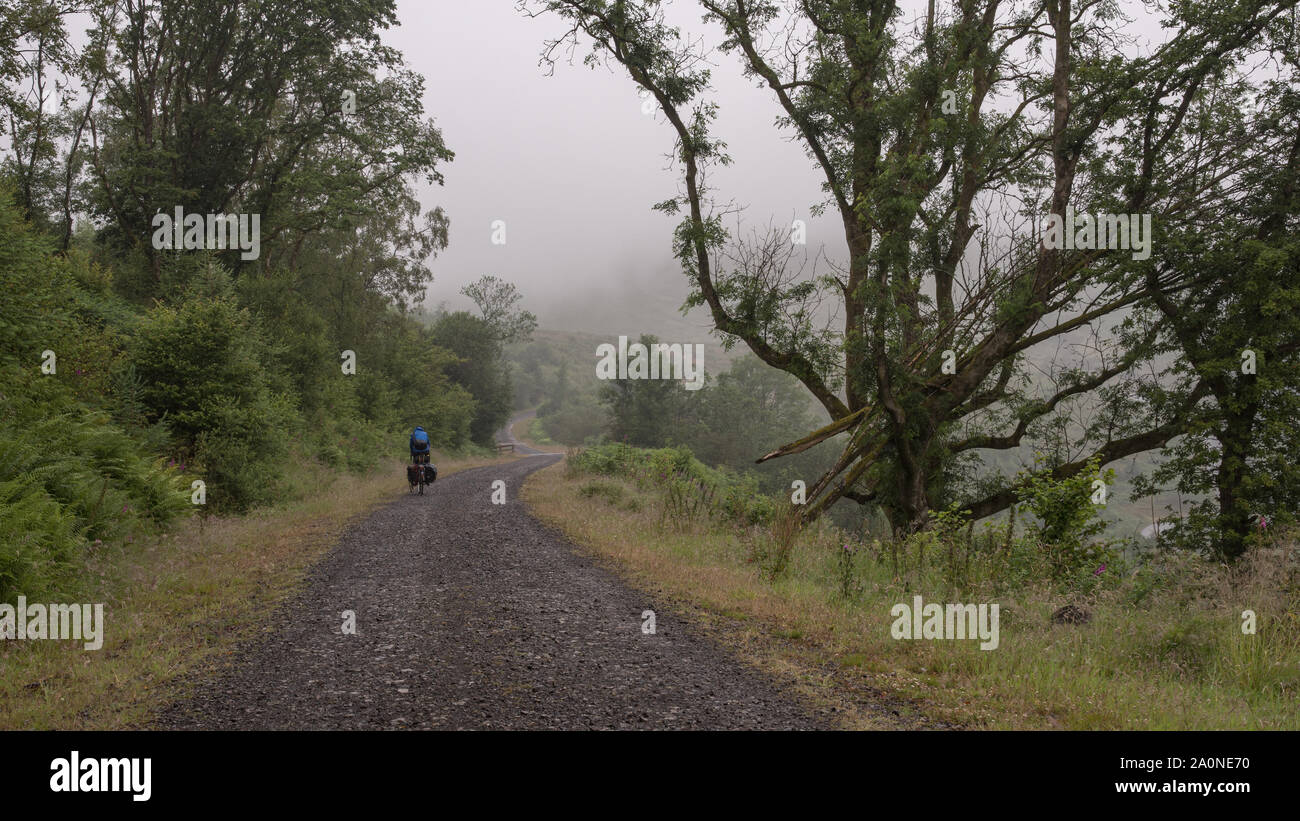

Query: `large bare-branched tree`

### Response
(526, 0, 1300, 555)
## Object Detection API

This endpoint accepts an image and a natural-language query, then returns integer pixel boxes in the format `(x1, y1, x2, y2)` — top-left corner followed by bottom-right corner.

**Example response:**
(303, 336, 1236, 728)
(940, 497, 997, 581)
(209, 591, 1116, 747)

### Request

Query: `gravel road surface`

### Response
(159, 453, 828, 730)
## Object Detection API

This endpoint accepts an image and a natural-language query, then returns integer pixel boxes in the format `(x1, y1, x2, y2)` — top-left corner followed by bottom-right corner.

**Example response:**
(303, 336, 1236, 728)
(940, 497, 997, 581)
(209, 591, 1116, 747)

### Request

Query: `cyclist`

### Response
(410, 426, 431, 465)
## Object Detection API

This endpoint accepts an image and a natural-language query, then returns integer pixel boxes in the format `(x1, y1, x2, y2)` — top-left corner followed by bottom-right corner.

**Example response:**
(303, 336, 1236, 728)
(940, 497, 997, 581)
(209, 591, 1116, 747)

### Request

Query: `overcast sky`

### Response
(386, 0, 847, 333)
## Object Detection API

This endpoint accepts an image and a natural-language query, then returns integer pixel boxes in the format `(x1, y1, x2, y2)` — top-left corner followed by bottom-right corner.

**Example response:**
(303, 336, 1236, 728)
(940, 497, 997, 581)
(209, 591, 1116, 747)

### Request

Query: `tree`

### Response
(461, 275, 539, 344)
(83, 0, 452, 285)
(598, 334, 691, 446)
(1128, 47, 1300, 557)
(677, 355, 827, 492)
(528, 0, 1298, 550)
(130, 267, 294, 510)
(430, 311, 514, 445)
(0, 0, 81, 229)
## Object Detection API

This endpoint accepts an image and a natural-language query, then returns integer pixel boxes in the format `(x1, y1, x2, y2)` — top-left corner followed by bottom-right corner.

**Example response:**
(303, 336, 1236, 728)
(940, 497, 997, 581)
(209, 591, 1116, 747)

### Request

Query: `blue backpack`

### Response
(410, 426, 430, 452)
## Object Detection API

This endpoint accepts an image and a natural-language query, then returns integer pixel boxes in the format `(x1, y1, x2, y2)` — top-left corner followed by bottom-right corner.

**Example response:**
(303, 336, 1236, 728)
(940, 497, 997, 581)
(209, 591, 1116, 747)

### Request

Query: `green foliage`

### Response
(430, 311, 513, 446)
(569, 442, 776, 527)
(0, 191, 190, 601)
(460, 275, 538, 345)
(578, 480, 641, 512)
(509, 333, 607, 444)
(674, 355, 830, 496)
(541, 402, 606, 445)
(0, 475, 80, 603)
(1132, 220, 1300, 558)
(598, 334, 689, 448)
(1017, 457, 1119, 581)
(129, 272, 294, 511)
(85, 0, 453, 284)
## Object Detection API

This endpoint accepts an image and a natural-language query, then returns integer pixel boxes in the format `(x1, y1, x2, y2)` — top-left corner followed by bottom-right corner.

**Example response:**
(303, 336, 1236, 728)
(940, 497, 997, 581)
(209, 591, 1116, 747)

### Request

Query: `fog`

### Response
(388, 0, 847, 335)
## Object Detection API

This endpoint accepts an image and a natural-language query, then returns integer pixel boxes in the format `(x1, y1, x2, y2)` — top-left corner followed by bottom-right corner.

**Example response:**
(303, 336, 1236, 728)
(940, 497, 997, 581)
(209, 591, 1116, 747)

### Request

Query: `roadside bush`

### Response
(569, 443, 776, 527)
(0, 394, 191, 601)
(1017, 457, 1120, 582)
(130, 281, 295, 512)
(0, 476, 81, 603)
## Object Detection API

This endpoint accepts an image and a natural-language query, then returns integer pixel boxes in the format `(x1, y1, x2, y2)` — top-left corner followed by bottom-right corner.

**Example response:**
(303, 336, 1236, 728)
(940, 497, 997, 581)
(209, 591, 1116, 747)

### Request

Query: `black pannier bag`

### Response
(423, 464, 437, 484)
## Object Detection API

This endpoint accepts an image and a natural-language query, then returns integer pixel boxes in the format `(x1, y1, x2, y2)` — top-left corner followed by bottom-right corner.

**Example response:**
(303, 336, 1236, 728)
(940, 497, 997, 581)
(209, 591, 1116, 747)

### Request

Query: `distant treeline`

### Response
(509, 331, 882, 531)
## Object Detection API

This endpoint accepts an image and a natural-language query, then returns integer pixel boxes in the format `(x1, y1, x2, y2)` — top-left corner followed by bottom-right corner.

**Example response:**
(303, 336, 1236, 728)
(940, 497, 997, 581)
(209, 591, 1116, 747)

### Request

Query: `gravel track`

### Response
(159, 454, 829, 730)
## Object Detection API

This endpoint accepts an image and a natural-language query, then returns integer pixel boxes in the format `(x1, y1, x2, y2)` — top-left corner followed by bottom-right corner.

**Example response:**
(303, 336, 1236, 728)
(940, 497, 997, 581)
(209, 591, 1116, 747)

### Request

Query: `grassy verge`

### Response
(523, 457, 1300, 730)
(0, 450, 513, 730)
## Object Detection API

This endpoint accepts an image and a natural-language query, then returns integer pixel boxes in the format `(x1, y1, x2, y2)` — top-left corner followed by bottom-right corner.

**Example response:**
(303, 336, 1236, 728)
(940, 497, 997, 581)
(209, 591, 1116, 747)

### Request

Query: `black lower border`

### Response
(3, 730, 1287, 809)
